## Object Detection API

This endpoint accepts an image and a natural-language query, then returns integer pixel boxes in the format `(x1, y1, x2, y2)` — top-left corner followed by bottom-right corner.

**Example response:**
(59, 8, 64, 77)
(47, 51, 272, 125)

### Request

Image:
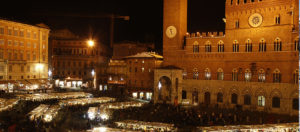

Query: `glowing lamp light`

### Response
(91, 69, 95, 76)
(158, 81, 162, 90)
(94, 127, 107, 132)
(87, 40, 95, 47)
(35, 64, 44, 70)
(88, 112, 95, 120)
(48, 70, 52, 76)
(100, 114, 109, 120)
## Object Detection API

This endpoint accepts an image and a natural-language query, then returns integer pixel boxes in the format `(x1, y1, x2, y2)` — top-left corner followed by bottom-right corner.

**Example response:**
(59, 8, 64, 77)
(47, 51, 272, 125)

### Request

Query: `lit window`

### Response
(132, 92, 138, 98)
(274, 38, 282, 51)
(217, 68, 224, 80)
(218, 41, 224, 52)
(245, 39, 252, 52)
(259, 39, 267, 52)
(141, 67, 144, 72)
(233, 40, 239, 52)
(245, 69, 252, 82)
(258, 69, 265, 82)
(193, 41, 199, 53)
(142, 60, 144, 63)
(258, 96, 265, 106)
(204, 68, 211, 80)
(275, 15, 280, 24)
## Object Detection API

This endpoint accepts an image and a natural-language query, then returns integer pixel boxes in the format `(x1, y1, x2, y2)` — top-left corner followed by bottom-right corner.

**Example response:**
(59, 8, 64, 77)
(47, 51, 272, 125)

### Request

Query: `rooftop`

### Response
(124, 52, 163, 59)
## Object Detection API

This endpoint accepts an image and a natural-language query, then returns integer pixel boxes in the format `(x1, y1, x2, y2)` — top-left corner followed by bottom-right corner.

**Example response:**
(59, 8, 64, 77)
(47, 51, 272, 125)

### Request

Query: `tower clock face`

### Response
(248, 13, 263, 27)
(166, 26, 177, 38)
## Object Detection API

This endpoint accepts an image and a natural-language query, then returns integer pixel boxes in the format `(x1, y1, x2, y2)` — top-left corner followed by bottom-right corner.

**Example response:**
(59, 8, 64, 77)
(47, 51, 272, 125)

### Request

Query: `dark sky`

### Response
(0, 0, 225, 52)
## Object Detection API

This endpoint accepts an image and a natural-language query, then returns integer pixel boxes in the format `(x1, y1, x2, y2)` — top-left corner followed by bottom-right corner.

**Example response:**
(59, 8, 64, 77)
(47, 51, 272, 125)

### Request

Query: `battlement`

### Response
(185, 32, 225, 38)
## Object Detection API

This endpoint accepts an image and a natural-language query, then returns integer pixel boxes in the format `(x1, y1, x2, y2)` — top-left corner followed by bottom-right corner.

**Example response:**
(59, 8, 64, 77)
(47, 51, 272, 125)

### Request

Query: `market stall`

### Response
(0, 98, 19, 112)
(196, 123, 299, 132)
(16, 92, 92, 101)
(100, 101, 145, 110)
(115, 120, 176, 132)
(59, 97, 116, 106)
(28, 104, 61, 122)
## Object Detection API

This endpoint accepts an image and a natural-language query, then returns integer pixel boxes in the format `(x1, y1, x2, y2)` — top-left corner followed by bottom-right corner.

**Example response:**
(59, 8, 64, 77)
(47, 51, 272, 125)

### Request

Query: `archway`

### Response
(158, 76, 172, 101)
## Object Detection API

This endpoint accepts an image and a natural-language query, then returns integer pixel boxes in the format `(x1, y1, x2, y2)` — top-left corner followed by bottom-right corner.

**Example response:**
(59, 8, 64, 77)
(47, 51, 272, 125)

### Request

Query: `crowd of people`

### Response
(0, 91, 298, 132)
(112, 103, 298, 129)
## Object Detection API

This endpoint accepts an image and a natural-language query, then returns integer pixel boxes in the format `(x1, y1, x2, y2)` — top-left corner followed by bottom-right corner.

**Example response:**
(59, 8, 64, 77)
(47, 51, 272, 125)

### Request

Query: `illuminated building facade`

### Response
(0, 19, 50, 91)
(125, 52, 163, 100)
(50, 29, 109, 88)
(154, 0, 299, 115)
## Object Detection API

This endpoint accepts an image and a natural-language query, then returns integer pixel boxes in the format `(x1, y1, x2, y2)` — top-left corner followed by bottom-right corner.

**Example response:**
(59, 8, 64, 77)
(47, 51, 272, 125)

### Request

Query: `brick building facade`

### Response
(154, 0, 299, 115)
(50, 29, 109, 88)
(0, 19, 50, 91)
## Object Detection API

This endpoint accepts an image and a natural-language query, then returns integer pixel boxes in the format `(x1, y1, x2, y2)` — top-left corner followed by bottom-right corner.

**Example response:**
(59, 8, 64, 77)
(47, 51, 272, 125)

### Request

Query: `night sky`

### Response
(0, 0, 225, 52)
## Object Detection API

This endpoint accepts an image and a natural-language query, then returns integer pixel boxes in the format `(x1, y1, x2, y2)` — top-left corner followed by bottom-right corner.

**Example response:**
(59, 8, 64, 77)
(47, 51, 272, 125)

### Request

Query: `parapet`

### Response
(186, 31, 225, 38)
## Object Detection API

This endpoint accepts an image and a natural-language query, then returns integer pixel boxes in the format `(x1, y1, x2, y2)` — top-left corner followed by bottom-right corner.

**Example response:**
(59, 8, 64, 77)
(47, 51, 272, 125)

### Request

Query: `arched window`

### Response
(292, 98, 299, 110)
(217, 92, 223, 103)
(193, 41, 199, 53)
(218, 40, 224, 52)
(231, 93, 238, 104)
(272, 97, 280, 108)
(230, 0, 233, 5)
(273, 69, 281, 83)
(245, 69, 252, 82)
(217, 68, 224, 80)
(236, 0, 240, 5)
(294, 38, 299, 51)
(244, 0, 247, 3)
(245, 39, 252, 52)
(205, 41, 212, 52)
(293, 70, 299, 84)
(259, 39, 266, 52)
(274, 38, 282, 51)
(244, 94, 251, 105)
(258, 69, 266, 82)
(258, 96, 265, 106)
(235, 20, 240, 29)
(193, 68, 199, 80)
(232, 68, 238, 81)
(275, 15, 280, 24)
(233, 40, 239, 52)
(204, 92, 210, 104)
(204, 68, 211, 80)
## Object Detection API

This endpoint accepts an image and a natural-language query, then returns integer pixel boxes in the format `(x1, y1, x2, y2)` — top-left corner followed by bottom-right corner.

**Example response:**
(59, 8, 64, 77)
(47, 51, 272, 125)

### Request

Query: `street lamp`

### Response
(87, 40, 94, 47)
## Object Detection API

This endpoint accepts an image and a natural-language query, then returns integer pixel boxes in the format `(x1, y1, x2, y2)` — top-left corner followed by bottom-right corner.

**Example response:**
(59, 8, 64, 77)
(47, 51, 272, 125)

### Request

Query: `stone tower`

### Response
(163, 0, 187, 65)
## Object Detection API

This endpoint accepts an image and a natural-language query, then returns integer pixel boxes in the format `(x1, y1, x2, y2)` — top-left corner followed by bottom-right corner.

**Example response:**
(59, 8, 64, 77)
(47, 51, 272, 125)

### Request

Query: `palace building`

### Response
(0, 19, 50, 92)
(154, 0, 299, 115)
(50, 29, 109, 88)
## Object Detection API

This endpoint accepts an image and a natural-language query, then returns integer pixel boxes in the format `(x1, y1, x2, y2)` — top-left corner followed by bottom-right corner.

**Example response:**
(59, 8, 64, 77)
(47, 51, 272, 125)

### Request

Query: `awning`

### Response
(0, 80, 17, 84)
